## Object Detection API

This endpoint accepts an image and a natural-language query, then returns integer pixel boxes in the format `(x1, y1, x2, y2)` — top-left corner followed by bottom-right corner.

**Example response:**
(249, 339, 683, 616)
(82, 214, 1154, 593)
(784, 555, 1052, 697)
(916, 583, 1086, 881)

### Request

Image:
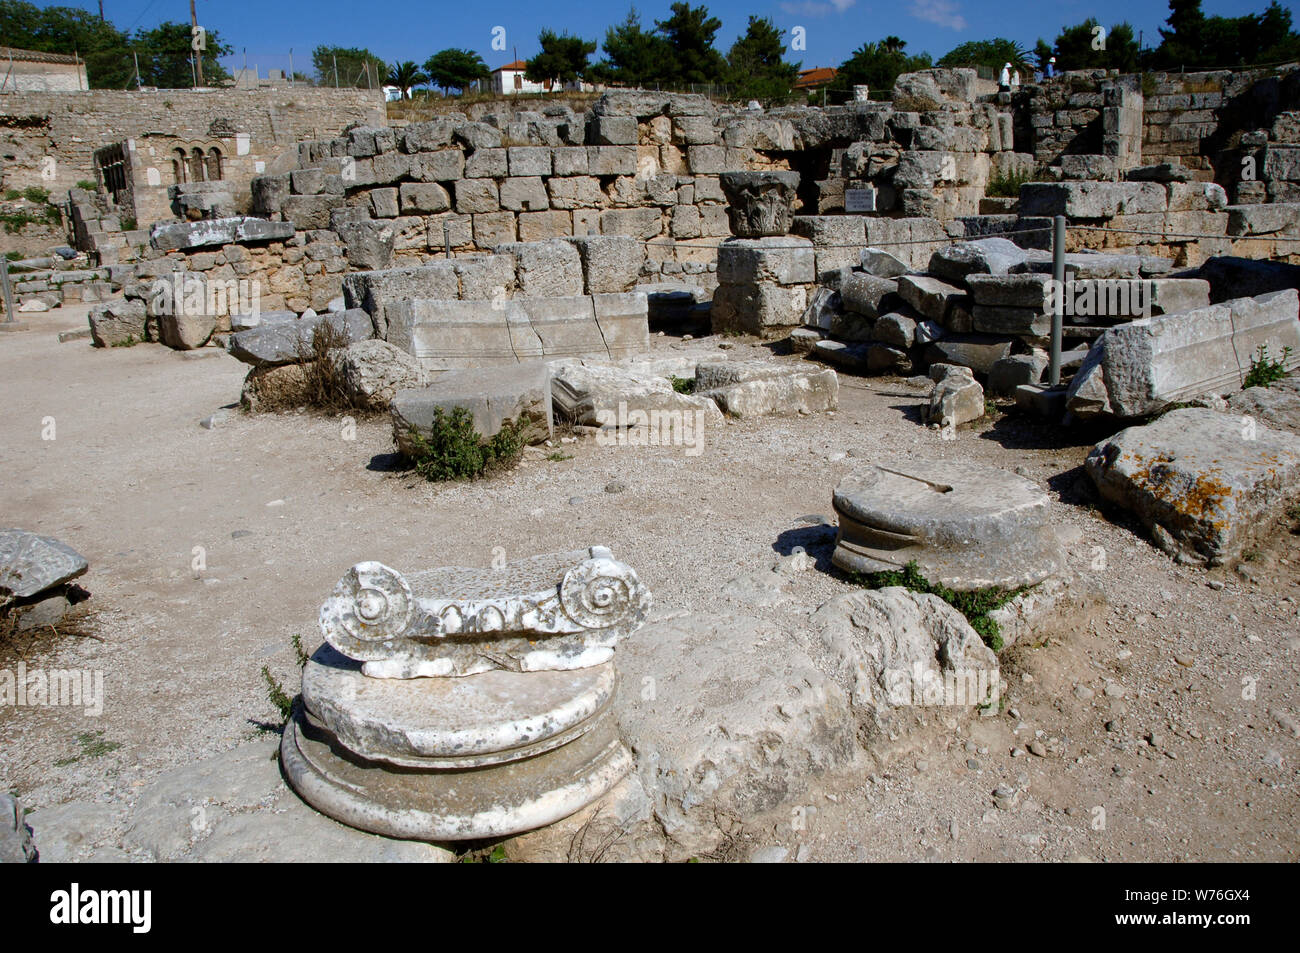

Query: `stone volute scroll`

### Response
(282, 546, 652, 841)
(318, 545, 652, 678)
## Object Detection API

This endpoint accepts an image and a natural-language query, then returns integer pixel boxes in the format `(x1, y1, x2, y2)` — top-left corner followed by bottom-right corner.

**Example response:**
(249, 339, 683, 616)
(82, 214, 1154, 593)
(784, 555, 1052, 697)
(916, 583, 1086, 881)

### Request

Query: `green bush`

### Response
(670, 375, 696, 394)
(3, 189, 19, 201)
(76, 180, 98, 191)
(1243, 344, 1292, 389)
(856, 560, 1023, 651)
(985, 169, 1033, 199)
(21, 186, 50, 204)
(404, 406, 525, 482)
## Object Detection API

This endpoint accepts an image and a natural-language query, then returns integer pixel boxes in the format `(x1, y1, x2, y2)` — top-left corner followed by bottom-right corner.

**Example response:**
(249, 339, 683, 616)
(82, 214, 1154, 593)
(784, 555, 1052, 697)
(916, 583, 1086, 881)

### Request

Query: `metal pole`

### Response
(333, 54, 339, 88)
(1, 260, 16, 324)
(444, 221, 451, 259)
(289, 49, 294, 86)
(1050, 214, 1065, 387)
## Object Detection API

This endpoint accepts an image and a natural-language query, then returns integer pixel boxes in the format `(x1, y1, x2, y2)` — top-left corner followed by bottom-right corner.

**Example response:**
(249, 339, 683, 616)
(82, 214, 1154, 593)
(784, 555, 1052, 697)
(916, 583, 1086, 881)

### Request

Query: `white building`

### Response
(491, 61, 552, 95)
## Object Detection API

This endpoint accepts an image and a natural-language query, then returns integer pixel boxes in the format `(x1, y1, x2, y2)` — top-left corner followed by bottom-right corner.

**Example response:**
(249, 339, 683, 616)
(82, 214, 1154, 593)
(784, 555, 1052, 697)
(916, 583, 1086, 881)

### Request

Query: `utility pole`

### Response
(190, 0, 204, 87)
(98, 1, 104, 21)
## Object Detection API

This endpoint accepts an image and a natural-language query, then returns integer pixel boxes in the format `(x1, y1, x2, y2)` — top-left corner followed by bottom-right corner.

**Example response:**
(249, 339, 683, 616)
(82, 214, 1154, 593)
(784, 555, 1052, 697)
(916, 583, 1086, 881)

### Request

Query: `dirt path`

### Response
(2, 302, 1296, 861)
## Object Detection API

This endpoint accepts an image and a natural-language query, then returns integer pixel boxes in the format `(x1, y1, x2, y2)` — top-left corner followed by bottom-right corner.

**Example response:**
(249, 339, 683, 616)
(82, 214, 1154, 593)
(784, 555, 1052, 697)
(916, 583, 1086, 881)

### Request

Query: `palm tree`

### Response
(386, 61, 428, 99)
(881, 36, 906, 54)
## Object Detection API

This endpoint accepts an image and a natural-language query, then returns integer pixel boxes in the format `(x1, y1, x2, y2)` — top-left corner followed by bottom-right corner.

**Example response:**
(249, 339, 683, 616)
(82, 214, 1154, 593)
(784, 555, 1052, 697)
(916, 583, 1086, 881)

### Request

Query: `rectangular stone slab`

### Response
(1076, 289, 1300, 418)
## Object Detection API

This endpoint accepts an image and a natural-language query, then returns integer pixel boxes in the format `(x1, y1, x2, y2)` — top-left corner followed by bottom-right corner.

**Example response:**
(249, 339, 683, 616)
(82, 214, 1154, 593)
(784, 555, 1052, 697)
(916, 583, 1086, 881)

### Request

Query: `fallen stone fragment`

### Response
(88, 299, 146, 347)
(614, 612, 857, 858)
(326, 339, 425, 411)
(1065, 289, 1300, 419)
(926, 365, 984, 429)
(811, 587, 1000, 720)
(0, 529, 88, 606)
(228, 309, 373, 367)
(549, 361, 721, 428)
(1085, 407, 1300, 565)
(390, 361, 553, 455)
(695, 361, 838, 417)
(928, 237, 1031, 284)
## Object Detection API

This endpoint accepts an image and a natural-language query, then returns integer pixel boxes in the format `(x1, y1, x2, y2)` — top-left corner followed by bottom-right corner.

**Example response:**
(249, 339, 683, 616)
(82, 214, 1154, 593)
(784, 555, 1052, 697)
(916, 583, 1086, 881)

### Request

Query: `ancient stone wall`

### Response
(0, 86, 386, 201)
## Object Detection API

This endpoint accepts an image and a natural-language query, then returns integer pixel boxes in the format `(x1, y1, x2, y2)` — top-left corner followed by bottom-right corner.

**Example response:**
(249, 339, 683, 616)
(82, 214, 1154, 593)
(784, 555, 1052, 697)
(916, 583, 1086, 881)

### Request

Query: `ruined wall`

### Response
(0, 86, 386, 202)
(254, 75, 1021, 290)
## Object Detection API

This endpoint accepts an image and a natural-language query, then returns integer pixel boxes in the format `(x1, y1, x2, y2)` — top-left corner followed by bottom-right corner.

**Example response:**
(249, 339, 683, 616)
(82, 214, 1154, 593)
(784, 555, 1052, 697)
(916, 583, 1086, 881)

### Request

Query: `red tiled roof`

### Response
(494, 61, 528, 72)
(794, 67, 837, 89)
(0, 46, 82, 66)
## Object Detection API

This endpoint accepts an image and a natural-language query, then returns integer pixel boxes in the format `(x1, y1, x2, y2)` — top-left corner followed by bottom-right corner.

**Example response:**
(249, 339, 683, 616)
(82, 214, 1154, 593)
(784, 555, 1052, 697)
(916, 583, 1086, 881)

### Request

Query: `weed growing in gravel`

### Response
(260, 666, 293, 722)
(1244, 344, 1292, 389)
(670, 375, 696, 394)
(855, 560, 1024, 651)
(403, 407, 524, 481)
(54, 731, 120, 766)
(291, 634, 310, 667)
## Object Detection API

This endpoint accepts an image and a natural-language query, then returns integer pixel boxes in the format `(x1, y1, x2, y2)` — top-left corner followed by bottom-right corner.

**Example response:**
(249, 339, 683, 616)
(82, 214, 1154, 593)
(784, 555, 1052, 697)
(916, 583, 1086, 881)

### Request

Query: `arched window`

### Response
(205, 147, 223, 181)
(189, 148, 206, 182)
(173, 148, 188, 184)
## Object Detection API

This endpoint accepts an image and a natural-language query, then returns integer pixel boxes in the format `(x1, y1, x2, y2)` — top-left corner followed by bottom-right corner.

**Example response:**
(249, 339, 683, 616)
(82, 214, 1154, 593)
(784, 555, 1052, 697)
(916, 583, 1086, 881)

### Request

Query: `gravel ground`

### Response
(2, 301, 1296, 862)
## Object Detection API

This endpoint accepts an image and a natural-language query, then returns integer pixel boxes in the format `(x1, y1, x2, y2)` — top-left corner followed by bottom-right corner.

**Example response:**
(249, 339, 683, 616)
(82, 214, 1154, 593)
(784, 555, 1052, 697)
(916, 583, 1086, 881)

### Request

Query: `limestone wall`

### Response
(0, 86, 386, 201)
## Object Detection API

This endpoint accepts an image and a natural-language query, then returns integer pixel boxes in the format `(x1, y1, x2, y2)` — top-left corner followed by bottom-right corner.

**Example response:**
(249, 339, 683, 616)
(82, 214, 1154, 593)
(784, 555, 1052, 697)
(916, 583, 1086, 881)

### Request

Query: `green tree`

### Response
(386, 61, 428, 99)
(312, 46, 386, 88)
(132, 21, 232, 88)
(0, 0, 134, 88)
(654, 2, 726, 86)
(830, 39, 932, 96)
(1034, 39, 1054, 71)
(586, 7, 670, 87)
(1049, 18, 1140, 72)
(726, 16, 799, 104)
(1149, 0, 1300, 69)
(423, 48, 490, 95)
(525, 30, 597, 86)
(939, 38, 1033, 75)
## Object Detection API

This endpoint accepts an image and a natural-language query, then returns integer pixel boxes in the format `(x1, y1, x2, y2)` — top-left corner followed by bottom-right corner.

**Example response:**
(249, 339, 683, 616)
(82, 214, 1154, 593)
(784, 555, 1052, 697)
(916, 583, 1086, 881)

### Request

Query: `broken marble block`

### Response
(1085, 408, 1300, 565)
(282, 547, 651, 841)
(1066, 289, 1300, 419)
(694, 361, 839, 417)
(831, 460, 1064, 591)
(0, 529, 88, 608)
(549, 361, 722, 427)
(926, 364, 985, 429)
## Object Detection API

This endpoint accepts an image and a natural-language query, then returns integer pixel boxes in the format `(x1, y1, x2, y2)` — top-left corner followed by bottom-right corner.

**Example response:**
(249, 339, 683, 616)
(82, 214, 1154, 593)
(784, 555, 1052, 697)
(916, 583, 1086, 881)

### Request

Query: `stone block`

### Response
(370, 187, 400, 219)
(455, 179, 500, 214)
(589, 116, 637, 145)
(599, 207, 662, 239)
(715, 237, 815, 286)
(497, 239, 584, 297)
(897, 274, 965, 323)
(227, 309, 372, 366)
(499, 177, 550, 212)
(518, 210, 573, 242)
(1086, 408, 1300, 565)
(547, 176, 603, 209)
(391, 362, 553, 455)
(553, 146, 590, 176)
(1066, 289, 1300, 418)
(473, 212, 517, 248)
(711, 282, 807, 337)
(694, 362, 839, 417)
(566, 235, 642, 294)
(399, 182, 451, 214)
(413, 149, 466, 183)
(924, 334, 1015, 375)
(840, 273, 900, 318)
(464, 148, 508, 178)
(508, 147, 553, 177)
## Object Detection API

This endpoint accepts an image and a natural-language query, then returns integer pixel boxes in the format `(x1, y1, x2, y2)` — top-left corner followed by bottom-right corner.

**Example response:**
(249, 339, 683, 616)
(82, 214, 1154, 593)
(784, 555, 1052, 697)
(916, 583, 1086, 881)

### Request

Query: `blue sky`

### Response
(46, 1, 1294, 73)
